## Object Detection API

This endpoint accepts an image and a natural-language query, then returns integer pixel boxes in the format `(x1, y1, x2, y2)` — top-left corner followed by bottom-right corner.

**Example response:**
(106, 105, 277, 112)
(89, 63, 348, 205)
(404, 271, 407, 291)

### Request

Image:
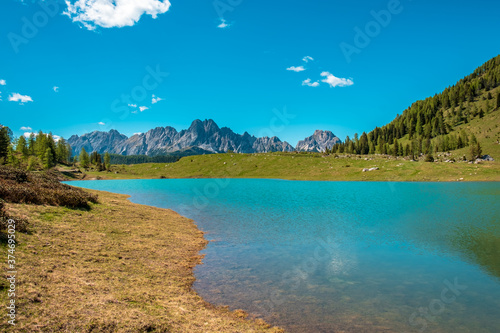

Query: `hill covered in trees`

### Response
(328, 55, 500, 160)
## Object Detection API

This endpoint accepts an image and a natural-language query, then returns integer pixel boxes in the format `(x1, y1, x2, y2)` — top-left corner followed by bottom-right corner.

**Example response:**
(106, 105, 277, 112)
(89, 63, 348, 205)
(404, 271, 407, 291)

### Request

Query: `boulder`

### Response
(481, 155, 495, 161)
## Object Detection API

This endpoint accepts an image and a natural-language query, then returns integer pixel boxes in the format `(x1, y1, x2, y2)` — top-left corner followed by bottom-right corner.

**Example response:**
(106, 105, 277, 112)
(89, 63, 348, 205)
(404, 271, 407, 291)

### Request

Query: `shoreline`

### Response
(1, 188, 283, 332)
(72, 175, 500, 183)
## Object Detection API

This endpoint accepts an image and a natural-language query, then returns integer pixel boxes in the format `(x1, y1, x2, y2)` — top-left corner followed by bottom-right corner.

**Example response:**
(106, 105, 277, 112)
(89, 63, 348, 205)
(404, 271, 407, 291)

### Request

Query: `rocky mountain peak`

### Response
(295, 130, 341, 152)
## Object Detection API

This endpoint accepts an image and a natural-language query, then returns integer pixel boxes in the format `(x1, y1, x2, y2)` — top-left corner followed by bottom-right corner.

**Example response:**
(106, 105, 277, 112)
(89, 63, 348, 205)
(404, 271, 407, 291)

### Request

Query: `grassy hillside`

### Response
(395, 85, 500, 160)
(445, 86, 500, 159)
(81, 152, 500, 182)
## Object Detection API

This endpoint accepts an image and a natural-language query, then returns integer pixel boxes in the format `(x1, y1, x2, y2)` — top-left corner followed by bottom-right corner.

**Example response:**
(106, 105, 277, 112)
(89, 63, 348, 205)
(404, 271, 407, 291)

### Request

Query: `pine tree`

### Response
(56, 138, 69, 164)
(90, 151, 103, 171)
(393, 139, 399, 157)
(457, 135, 463, 149)
(468, 134, 482, 161)
(404, 144, 410, 157)
(66, 144, 73, 164)
(479, 108, 485, 118)
(104, 152, 111, 170)
(16, 135, 28, 158)
(0, 126, 11, 164)
(8, 146, 19, 167)
(27, 156, 38, 171)
(497, 92, 500, 109)
(44, 148, 54, 169)
(28, 133, 36, 155)
(80, 148, 90, 169)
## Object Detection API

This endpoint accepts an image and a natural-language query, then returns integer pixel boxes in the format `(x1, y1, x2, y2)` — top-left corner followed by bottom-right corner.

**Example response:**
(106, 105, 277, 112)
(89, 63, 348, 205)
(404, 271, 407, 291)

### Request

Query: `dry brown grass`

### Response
(0, 190, 283, 332)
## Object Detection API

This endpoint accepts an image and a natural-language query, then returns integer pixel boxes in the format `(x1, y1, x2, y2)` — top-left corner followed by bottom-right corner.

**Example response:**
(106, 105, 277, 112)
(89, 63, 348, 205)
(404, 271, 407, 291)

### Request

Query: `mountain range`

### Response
(68, 119, 341, 156)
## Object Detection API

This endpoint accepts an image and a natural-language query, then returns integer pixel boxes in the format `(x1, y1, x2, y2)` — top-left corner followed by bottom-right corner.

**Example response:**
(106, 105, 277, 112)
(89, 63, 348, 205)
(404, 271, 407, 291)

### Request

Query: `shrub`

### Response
(0, 165, 98, 210)
(424, 154, 435, 162)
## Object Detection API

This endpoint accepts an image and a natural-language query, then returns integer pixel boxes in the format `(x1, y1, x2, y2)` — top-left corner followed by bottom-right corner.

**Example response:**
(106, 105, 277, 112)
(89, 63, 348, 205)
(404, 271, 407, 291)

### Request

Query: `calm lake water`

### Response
(69, 179, 500, 332)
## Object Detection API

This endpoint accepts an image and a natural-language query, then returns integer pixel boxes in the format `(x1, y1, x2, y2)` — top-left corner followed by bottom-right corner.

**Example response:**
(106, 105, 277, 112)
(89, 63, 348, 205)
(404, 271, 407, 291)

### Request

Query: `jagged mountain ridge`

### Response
(68, 119, 341, 156)
(296, 130, 342, 152)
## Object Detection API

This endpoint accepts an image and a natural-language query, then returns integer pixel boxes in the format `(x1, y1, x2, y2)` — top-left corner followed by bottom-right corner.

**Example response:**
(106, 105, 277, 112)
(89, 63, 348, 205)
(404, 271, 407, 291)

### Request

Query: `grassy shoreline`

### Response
(77, 153, 500, 182)
(1, 189, 282, 332)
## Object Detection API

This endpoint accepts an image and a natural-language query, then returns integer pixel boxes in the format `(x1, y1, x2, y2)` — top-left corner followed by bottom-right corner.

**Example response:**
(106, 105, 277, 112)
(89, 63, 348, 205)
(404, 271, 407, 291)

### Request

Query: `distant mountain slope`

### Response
(69, 119, 337, 156)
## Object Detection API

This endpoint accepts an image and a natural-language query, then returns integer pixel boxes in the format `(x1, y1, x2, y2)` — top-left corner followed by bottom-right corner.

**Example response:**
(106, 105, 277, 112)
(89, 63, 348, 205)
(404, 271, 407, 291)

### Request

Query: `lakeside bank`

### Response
(0, 189, 283, 332)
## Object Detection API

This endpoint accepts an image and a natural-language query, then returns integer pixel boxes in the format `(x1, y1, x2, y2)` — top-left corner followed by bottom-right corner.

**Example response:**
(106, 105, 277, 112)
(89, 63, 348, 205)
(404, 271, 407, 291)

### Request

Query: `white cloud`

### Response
(128, 103, 137, 108)
(152, 94, 163, 104)
(53, 86, 59, 92)
(64, 0, 172, 30)
(139, 106, 148, 112)
(133, 132, 142, 135)
(20, 126, 32, 131)
(23, 132, 61, 141)
(302, 78, 320, 87)
(8, 93, 33, 104)
(0, 79, 6, 85)
(98, 122, 106, 125)
(217, 18, 230, 29)
(302, 56, 314, 63)
(320, 72, 354, 88)
(287, 66, 305, 72)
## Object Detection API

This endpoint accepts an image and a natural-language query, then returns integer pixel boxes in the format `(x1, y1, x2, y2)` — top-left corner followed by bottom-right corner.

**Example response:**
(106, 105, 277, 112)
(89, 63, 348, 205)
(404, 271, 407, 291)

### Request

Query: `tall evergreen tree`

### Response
(80, 148, 90, 169)
(468, 134, 482, 160)
(44, 148, 54, 169)
(0, 126, 11, 164)
(104, 152, 111, 170)
(56, 138, 69, 164)
(28, 133, 36, 155)
(16, 135, 28, 158)
(393, 139, 399, 157)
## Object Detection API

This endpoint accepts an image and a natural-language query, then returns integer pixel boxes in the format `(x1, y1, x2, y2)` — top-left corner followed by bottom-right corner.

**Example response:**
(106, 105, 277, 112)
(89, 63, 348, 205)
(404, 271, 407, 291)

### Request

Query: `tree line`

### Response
(0, 126, 72, 170)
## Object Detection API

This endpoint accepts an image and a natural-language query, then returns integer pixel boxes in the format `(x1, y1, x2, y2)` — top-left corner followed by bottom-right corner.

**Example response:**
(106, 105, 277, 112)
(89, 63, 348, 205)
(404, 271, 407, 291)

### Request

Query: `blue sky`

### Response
(0, 0, 499, 145)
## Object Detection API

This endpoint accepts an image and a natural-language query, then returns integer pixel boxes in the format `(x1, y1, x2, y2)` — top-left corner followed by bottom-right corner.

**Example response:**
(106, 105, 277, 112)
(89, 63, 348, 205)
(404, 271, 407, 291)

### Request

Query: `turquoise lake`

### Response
(68, 179, 500, 332)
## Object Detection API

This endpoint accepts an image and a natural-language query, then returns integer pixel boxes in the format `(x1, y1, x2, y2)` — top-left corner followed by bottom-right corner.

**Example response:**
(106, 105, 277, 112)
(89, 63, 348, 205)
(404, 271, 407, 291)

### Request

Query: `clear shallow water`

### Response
(68, 179, 500, 332)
